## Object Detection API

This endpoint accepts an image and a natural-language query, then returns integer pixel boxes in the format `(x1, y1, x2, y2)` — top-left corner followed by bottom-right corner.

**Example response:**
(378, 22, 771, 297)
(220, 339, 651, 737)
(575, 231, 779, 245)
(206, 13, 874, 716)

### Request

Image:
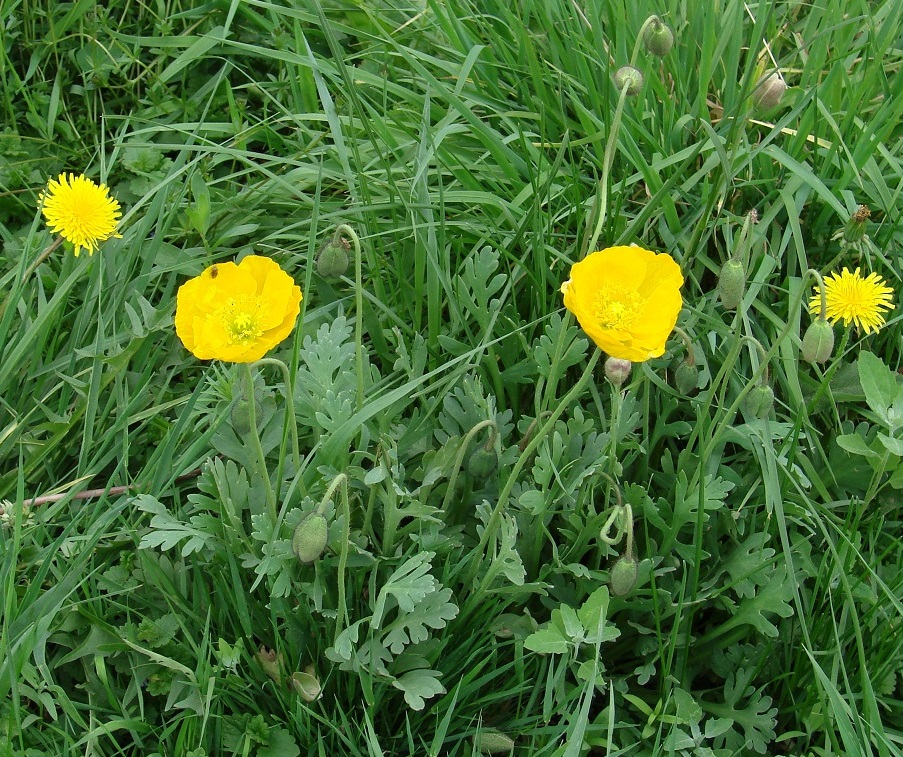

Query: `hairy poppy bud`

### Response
(744, 384, 774, 419)
(674, 361, 699, 395)
(802, 318, 835, 364)
(292, 512, 329, 563)
(604, 356, 632, 387)
(717, 259, 746, 310)
(752, 72, 786, 111)
(231, 396, 262, 435)
(317, 237, 350, 279)
(643, 16, 674, 57)
(467, 447, 498, 479)
(613, 66, 644, 96)
(610, 555, 638, 597)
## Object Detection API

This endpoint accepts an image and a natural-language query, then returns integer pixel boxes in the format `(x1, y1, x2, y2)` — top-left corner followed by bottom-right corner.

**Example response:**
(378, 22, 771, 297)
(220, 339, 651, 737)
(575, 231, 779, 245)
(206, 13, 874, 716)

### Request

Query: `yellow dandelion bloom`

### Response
(40, 173, 122, 256)
(809, 267, 894, 334)
(561, 246, 684, 362)
(175, 256, 303, 363)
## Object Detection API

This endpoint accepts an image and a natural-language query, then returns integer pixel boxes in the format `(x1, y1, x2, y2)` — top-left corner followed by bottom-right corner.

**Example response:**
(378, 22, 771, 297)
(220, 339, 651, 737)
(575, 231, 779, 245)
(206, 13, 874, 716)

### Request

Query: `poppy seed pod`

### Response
(752, 72, 786, 111)
(801, 318, 835, 364)
(292, 512, 329, 563)
(604, 356, 632, 388)
(643, 16, 674, 57)
(613, 66, 644, 96)
(610, 555, 639, 597)
(717, 259, 746, 310)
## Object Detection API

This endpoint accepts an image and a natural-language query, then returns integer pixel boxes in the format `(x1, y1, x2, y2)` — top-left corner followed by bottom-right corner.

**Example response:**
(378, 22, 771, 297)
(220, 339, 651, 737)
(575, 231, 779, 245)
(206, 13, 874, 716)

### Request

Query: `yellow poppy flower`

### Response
(39, 173, 122, 256)
(175, 256, 303, 363)
(560, 246, 683, 362)
(809, 267, 894, 335)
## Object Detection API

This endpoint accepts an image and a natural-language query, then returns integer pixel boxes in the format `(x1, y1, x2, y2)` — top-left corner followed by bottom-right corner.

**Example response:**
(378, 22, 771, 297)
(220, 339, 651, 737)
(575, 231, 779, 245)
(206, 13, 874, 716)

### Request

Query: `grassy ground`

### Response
(1, 0, 902, 754)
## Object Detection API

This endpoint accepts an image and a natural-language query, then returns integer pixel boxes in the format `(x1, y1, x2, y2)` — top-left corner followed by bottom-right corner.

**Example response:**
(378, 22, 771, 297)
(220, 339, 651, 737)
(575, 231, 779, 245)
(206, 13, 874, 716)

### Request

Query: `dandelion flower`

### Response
(809, 267, 894, 334)
(175, 256, 302, 363)
(561, 246, 684, 362)
(40, 173, 121, 256)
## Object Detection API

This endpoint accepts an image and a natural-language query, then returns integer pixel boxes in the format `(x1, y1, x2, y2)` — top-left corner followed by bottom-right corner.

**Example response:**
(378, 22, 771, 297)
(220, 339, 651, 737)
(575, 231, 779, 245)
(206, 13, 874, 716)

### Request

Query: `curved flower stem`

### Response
(442, 419, 498, 516)
(334, 473, 351, 643)
(336, 224, 365, 411)
(628, 16, 658, 67)
(254, 357, 301, 491)
(242, 363, 277, 522)
(806, 268, 827, 320)
(585, 81, 632, 258)
(671, 326, 696, 364)
(807, 327, 851, 416)
(740, 335, 770, 385)
(467, 349, 602, 588)
(621, 503, 635, 560)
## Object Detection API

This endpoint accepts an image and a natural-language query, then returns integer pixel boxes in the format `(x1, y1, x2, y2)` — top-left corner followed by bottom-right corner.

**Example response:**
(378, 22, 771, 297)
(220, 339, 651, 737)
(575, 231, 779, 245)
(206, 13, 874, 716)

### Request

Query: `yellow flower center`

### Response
(593, 282, 643, 330)
(218, 295, 264, 343)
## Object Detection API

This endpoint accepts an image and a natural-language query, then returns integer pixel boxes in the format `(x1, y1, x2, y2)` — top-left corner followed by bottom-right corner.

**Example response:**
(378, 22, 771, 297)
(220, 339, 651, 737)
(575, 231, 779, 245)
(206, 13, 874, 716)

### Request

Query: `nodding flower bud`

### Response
(613, 66, 644, 96)
(467, 447, 498, 479)
(752, 72, 786, 111)
(317, 237, 350, 279)
(643, 16, 674, 57)
(843, 204, 871, 243)
(744, 384, 775, 419)
(610, 555, 639, 597)
(292, 512, 329, 563)
(674, 361, 699, 395)
(802, 318, 835, 364)
(717, 259, 746, 310)
(231, 396, 262, 435)
(604, 357, 633, 388)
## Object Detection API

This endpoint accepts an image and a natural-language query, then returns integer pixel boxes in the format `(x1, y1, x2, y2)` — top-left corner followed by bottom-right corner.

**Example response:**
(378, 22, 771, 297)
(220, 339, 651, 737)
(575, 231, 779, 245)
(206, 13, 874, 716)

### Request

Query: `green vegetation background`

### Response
(1, 0, 901, 755)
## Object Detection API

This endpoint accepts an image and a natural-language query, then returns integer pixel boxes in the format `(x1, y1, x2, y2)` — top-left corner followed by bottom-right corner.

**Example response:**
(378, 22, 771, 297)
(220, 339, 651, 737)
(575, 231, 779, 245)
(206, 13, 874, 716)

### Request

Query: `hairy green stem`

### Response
(469, 349, 602, 587)
(585, 80, 632, 258)
(336, 224, 365, 411)
(242, 363, 277, 522)
(255, 357, 301, 490)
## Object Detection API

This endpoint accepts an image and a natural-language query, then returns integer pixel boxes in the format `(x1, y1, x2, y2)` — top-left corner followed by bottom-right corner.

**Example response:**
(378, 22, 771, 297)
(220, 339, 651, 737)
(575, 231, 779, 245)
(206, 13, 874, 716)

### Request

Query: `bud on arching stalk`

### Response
(613, 66, 644, 96)
(752, 72, 786, 111)
(717, 259, 746, 310)
(316, 236, 350, 279)
(604, 356, 632, 388)
(643, 16, 674, 57)
(292, 512, 329, 563)
(744, 383, 775, 419)
(609, 554, 639, 597)
(231, 396, 262, 435)
(801, 318, 835, 364)
(674, 360, 699, 395)
(467, 446, 498, 479)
